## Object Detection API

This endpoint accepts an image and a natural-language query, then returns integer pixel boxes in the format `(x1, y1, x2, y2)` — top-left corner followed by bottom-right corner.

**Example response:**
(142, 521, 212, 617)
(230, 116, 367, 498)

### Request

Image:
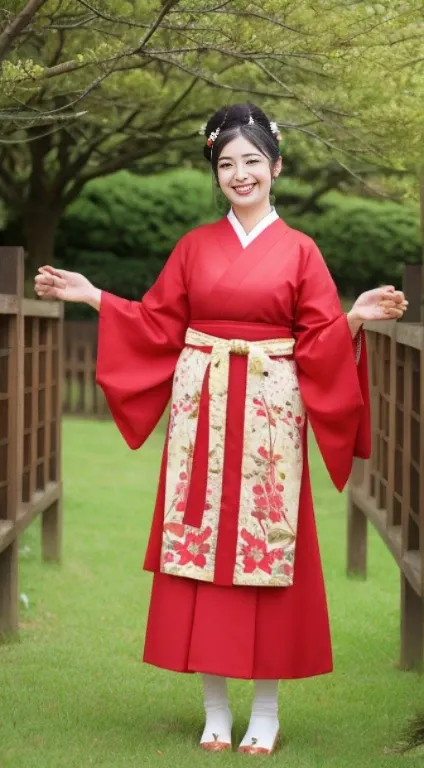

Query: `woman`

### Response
(35, 103, 407, 755)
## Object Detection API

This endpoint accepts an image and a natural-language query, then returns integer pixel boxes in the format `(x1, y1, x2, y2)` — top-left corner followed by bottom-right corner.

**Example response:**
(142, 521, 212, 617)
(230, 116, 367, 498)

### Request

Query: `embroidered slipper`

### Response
(200, 741, 232, 752)
(237, 730, 280, 755)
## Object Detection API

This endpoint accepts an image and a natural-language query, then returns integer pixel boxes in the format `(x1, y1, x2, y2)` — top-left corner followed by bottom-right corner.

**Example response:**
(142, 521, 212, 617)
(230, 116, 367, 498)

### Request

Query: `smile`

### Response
(232, 183, 256, 195)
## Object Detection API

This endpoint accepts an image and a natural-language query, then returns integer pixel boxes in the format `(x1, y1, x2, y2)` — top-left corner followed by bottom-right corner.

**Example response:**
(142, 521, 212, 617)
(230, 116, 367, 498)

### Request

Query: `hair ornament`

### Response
(207, 127, 221, 147)
(248, 115, 254, 125)
(270, 121, 282, 141)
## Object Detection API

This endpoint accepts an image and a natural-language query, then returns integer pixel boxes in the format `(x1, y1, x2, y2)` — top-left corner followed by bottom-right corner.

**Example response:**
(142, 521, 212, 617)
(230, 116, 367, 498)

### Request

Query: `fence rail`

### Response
(348, 319, 424, 670)
(0, 247, 63, 636)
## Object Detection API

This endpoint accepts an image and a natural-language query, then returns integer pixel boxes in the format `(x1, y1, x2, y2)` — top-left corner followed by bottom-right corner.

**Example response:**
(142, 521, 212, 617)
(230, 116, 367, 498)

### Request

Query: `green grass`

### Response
(1, 419, 423, 767)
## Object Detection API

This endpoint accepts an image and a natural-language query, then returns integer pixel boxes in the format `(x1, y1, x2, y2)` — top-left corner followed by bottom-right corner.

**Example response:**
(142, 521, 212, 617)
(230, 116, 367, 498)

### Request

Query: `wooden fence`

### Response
(0, 247, 63, 636)
(63, 321, 108, 417)
(348, 319, 424, 670)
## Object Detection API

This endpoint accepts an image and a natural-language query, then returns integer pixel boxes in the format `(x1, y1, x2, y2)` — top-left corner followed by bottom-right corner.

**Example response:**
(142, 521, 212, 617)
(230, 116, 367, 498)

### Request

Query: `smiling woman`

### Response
(34, 101, 407, 757)
(205, 104, 282, 234)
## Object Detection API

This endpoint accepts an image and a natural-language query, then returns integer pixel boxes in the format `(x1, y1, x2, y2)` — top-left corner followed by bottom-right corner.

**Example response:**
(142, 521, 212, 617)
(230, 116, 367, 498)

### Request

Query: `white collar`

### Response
(227, 207, 279, 248)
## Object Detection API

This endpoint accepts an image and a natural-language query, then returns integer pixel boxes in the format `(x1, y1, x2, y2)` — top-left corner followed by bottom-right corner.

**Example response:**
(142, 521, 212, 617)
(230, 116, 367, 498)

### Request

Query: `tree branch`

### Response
(46, 12, 96, 30)
(65, 127, 203, 198)
(136, 0, 182, 50)
(48, 28, 65, 67)
(142, 53, 296, 99)
(168, 6, 313, 36)
(0, 0, 49, 61)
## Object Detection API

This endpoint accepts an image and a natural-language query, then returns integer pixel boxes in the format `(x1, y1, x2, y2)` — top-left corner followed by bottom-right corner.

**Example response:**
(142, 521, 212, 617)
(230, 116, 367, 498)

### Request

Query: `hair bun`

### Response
(201, 103, 279, 161)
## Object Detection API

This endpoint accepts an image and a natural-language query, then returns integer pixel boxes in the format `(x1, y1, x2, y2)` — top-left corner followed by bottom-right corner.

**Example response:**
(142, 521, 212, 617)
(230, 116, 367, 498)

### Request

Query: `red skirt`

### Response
(143, 461, 333, 680)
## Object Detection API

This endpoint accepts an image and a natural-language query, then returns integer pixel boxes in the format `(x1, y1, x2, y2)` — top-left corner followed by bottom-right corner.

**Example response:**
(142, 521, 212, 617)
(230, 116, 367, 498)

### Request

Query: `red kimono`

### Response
(96, 216, 370, 680)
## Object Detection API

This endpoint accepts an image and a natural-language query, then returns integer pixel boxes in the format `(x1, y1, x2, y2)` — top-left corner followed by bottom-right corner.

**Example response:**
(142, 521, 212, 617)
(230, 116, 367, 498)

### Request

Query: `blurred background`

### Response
(0, 0, 423, 313)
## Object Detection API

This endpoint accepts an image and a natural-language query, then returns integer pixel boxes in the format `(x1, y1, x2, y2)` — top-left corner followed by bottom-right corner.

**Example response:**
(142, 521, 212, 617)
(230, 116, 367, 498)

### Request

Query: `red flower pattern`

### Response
(240, 529, 274, 574)
(175, 470, 189, 512)
(252, 476, 289, 528)
(173, 526, 212, 568)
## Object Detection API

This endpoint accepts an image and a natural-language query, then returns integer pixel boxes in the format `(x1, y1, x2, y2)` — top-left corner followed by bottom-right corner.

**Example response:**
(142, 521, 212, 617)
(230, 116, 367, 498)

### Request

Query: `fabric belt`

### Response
(185, 328, 295, 397)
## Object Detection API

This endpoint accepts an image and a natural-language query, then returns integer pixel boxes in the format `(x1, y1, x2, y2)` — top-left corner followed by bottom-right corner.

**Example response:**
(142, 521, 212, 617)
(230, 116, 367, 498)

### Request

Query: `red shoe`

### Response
(237, 731, 280, 755)
(200, 737, 232, 752)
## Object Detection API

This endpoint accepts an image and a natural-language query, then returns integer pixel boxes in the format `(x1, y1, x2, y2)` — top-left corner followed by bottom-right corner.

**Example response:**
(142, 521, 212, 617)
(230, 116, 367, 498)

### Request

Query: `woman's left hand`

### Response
(350, 286, 408, 323)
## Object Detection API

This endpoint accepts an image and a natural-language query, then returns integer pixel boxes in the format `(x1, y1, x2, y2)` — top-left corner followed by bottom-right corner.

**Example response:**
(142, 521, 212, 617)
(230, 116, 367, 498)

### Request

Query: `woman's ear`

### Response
(273, 156, 283, 179)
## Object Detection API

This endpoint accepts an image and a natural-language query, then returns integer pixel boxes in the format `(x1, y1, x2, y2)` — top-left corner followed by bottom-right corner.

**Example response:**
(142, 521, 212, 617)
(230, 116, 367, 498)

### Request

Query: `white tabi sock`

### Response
(200, 674, 233, 746)
(239, 679, 280, 751)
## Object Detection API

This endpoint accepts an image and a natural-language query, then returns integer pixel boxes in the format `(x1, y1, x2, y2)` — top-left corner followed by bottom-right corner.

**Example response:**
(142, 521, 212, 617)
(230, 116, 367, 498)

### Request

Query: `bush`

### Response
(283, 194, 421, 296)
(56, 169, 218, 316)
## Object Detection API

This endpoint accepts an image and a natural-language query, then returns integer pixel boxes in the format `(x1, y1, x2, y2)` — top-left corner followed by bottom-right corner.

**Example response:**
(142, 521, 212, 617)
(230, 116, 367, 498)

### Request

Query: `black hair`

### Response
(202, 103, 281, 178)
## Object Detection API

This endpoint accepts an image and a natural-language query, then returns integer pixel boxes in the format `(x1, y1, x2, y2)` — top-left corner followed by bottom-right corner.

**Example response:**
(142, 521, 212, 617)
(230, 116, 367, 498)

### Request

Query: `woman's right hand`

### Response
(34, 265, 100, 307)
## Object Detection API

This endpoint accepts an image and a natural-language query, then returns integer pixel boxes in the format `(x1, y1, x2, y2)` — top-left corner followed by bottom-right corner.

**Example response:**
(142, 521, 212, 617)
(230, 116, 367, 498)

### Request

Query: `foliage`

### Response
(0, 0, 424, 275)
(54, 169, 216, 314)
(284, 194, 421, 296)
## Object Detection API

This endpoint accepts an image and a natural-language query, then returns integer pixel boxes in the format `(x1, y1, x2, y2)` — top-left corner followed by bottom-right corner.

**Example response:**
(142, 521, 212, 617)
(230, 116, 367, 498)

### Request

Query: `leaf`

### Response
(267, 529, 295, 544)
(163, 522, 185, 537)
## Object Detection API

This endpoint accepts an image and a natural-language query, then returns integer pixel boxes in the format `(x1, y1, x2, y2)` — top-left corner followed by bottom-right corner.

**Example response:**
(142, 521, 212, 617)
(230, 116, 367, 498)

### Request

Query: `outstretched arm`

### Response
(347, 286, 407, 337)
(34, 265, 101, 310)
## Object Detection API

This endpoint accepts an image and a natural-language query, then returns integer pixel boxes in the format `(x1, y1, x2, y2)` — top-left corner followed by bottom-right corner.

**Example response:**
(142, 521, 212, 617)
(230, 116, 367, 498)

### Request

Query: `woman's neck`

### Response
(231, 200, 273, 235)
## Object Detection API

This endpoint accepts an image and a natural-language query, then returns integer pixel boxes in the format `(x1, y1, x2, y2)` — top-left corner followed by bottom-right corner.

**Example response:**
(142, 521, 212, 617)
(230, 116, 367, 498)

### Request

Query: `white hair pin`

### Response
(270, 121, 282, 141)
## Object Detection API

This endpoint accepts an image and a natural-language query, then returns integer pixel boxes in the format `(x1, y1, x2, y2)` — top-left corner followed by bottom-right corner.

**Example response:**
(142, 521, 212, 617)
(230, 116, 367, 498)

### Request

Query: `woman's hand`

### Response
(34, 265, 101, 310)
(348, 286, 408, 325)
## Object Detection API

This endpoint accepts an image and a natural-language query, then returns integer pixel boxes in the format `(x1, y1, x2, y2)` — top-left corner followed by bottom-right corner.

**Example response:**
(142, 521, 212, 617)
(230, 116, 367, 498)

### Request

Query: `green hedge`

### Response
(55, 170, 421, 317)
(283, 194, 421, 297)
(56, 170, 217, 313)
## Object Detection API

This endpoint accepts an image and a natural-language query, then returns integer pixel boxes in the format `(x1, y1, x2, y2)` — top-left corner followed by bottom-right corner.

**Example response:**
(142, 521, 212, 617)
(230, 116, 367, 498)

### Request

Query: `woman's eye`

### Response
(247, 159, 259, 165)
(219, 163, 232, 169)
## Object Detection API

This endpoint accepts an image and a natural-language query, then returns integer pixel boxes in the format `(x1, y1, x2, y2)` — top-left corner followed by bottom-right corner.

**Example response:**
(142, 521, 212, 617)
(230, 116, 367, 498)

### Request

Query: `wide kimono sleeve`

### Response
(96, 236, 190, 449)
(293, 240, 371, 491)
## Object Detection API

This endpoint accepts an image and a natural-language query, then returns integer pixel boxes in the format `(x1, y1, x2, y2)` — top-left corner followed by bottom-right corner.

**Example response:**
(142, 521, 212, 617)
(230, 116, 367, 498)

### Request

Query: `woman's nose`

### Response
(234, 164, 248, 181)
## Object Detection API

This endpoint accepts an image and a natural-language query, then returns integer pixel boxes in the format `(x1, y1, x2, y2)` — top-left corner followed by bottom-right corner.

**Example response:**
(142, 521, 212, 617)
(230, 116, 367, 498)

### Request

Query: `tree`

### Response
(0, 0, 423, 274)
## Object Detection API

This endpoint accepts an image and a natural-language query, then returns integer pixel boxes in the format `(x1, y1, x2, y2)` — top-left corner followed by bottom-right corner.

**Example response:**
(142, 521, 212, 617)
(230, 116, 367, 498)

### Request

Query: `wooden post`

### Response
(41, 307, 63, 562)
(41, 499, 62, 562)
(43, 322, 52, 488)
(399, 340, 424, 669)
(386, 334, 397, 525)
(420, 168, 424, 325)
(347, 499, 368, 577)
(0, 248, 24, 637)
(375, 334, 385, 509)
(400, 575, 424, 670)
(347, 459, 368, 577)
(402, 265, 422, 324)
(401, 348, 412, 558)
(29, 317, 39, 498)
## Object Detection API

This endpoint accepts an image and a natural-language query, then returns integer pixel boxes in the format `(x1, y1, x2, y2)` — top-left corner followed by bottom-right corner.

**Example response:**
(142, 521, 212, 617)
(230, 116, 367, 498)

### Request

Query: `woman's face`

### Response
(216, 134, 281, 211)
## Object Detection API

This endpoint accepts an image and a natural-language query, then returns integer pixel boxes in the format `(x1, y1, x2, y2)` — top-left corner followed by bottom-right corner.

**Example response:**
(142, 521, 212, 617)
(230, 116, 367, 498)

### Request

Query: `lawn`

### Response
(0, 418, 423, 768)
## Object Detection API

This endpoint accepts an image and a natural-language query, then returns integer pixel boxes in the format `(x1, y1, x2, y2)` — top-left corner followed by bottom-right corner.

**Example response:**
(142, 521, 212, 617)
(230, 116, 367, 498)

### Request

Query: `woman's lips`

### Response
(232, 183, 256, 196)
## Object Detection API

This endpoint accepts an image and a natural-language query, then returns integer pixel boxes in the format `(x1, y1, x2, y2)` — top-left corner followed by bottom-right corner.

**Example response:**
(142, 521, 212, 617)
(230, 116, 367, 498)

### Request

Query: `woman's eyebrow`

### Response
(219, 153, 262, 161)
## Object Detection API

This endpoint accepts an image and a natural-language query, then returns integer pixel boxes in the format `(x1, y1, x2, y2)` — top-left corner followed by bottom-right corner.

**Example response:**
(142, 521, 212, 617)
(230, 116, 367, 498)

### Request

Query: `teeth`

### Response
(234, 184, 254, 192)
